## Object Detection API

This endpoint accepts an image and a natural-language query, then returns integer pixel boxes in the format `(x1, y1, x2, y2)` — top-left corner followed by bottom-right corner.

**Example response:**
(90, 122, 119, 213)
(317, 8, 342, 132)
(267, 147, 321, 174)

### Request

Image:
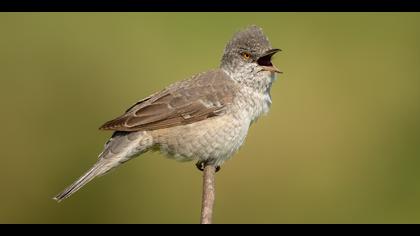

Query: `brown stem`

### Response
(200, 164, 216, 224)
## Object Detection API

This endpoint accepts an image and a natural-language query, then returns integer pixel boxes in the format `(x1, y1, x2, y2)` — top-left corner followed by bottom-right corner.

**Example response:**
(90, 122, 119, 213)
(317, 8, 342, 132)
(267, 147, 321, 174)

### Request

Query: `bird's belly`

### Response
(151, 115, 250, 166)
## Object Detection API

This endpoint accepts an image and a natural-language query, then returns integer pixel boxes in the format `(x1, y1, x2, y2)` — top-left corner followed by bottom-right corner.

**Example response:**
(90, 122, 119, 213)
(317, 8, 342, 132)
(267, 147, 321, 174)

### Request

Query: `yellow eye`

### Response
(242, 52, 251, 60)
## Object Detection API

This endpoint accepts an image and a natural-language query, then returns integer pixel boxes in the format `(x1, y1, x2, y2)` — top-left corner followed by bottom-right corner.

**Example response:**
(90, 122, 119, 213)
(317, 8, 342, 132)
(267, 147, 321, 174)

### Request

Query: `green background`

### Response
(1, 13, 420, 223)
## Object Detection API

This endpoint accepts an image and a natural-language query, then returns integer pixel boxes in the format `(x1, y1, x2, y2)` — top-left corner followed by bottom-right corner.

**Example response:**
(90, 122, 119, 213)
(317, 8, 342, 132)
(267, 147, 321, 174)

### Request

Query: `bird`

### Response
(53, 25, 281, 202)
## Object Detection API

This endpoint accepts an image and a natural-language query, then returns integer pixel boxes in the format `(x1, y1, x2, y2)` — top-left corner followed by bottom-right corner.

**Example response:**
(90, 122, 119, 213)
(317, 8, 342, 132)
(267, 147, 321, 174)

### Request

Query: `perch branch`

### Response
(200, 164, 216, 224)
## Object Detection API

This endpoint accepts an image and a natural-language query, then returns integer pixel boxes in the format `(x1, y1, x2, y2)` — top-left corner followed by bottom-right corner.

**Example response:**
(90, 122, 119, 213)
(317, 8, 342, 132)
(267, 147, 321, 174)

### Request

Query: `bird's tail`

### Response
(53, 159, 116, 202)
(53, 131, 153, 202)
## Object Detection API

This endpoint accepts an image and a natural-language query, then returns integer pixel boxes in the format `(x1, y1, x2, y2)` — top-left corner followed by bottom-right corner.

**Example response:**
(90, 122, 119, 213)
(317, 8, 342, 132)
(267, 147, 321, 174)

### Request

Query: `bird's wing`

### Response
(99, 69, 238, 132)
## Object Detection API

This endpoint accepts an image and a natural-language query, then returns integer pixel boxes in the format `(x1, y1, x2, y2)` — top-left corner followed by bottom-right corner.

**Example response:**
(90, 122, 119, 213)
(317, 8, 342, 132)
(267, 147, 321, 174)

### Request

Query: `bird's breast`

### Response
(233, 86, 273, 125)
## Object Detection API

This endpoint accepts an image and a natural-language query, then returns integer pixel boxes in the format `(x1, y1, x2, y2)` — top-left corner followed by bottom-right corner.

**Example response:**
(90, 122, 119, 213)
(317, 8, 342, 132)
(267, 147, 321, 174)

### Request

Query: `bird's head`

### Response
(220, 25, 281, 80)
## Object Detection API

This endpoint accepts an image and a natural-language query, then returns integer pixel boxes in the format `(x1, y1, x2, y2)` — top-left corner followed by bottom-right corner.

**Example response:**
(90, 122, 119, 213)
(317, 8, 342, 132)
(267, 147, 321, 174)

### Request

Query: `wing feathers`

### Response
(99, 70, 237, 132)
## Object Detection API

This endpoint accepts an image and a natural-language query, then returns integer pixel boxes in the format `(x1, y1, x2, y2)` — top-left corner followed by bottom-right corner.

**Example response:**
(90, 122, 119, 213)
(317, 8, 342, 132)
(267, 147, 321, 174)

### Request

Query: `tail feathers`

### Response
(53, 160, 114, 202)
(53, 131, 153, 202)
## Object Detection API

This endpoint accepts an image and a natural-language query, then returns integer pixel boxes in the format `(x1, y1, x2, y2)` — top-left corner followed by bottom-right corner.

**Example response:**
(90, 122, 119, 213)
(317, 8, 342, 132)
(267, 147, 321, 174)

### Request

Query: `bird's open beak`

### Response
(258, 48, 282, 73)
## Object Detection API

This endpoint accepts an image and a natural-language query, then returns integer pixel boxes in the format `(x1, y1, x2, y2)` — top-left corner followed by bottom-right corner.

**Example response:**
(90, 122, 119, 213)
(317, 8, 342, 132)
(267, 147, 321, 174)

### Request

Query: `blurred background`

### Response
(1, 13, 420, 223)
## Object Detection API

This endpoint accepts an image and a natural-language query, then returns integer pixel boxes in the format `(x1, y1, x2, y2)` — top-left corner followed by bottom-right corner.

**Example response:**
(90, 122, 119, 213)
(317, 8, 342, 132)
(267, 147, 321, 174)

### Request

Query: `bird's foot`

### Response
(195, 161, 205, 171)
(195, 161, 221, 172)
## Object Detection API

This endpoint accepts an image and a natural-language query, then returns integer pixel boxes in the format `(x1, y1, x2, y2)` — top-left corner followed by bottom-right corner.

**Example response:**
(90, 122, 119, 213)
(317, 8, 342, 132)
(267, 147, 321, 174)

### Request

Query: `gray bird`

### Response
(54, 25, 281, 202)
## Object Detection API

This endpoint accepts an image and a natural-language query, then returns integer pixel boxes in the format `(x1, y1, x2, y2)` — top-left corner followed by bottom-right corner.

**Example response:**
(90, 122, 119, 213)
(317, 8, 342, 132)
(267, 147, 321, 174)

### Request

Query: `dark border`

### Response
(1, 0, 420, 11)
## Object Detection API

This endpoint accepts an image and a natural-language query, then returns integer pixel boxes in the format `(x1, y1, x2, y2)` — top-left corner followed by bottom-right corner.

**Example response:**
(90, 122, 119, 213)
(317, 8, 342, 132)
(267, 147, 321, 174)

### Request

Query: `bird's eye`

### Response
(242, 52, 251, 60)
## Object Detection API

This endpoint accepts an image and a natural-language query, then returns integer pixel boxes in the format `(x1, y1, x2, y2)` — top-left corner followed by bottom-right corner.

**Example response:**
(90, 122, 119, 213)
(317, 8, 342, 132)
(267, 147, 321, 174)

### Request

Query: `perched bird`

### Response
(54, 25, 281, 202)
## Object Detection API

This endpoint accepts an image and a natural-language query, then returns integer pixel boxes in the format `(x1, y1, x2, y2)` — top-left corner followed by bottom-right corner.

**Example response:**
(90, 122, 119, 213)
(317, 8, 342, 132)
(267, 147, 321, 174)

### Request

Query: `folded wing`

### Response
(99, 70, 238, 132)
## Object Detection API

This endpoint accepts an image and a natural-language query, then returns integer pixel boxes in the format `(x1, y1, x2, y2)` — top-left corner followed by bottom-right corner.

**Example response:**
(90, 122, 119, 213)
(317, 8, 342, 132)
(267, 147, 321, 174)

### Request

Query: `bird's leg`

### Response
(195, 161, 221, 172)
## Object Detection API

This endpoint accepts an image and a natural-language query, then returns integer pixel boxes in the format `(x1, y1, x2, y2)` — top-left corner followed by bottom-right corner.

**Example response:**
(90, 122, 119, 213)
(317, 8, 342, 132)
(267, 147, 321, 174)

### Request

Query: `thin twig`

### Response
(200, 164, 216, 224)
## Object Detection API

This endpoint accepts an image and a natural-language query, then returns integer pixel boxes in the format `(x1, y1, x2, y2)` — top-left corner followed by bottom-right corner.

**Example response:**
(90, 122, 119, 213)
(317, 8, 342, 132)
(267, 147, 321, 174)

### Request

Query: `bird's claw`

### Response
(195, 161, 221, 172)
(196, 161, 205, 171)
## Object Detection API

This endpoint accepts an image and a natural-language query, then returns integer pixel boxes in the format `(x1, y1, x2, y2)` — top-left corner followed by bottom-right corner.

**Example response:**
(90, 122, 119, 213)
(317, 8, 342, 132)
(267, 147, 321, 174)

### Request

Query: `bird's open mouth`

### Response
(257, 48, 282, 73)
